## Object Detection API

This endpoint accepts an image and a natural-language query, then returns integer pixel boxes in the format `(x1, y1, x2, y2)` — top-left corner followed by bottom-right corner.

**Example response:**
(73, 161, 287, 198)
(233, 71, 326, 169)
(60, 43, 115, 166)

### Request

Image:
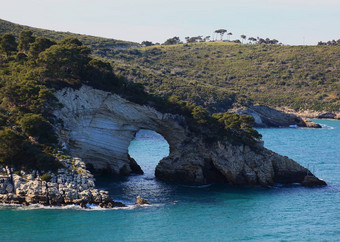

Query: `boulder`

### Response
(302, 175, 327, 187)
(136, 196, 149, 205)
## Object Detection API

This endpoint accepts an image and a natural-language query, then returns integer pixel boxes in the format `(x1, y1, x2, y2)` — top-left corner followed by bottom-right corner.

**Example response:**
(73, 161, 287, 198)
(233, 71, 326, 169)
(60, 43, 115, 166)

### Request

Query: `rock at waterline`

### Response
(302, 175, 327, 187)
(136, 196, 149, 205)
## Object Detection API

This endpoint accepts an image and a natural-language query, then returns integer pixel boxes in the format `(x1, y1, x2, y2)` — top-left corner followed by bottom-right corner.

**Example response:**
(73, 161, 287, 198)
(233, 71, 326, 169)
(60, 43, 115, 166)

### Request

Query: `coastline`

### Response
(277, 107, 340, 120)
(0, 157, 125, 209)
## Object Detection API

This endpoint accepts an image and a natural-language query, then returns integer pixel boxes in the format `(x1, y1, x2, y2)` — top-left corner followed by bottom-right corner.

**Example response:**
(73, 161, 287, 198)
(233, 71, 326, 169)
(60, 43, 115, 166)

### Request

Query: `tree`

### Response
(20, 113, 57, 144)
(163, 37, 181, 45)
(18, 30, 35, 53)
(214, 29, 227, 41)
(0, 78, 56, 113)
(60, 37, 83, 46)
(38, 39, 91, 84)
(29, 37, 56, 59)
(271, 39, 279, 45)
(204, 36, 211, 42)
(0, 33, 17, 57)
(0, 128, 25, 172)
(241, 35, 246, 43)
(141, 41, 153, 46)
(186, 36, 203, 43)
(248, 37, 256, 43)
(227, 32, 232, 41)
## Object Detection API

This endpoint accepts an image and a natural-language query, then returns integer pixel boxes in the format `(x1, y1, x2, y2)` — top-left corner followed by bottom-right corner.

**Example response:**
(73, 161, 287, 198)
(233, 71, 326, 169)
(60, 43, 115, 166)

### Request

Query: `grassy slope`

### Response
(0, 19, 139, 56)
(1, 19, 339, 112)
(108, 42, 340, 112)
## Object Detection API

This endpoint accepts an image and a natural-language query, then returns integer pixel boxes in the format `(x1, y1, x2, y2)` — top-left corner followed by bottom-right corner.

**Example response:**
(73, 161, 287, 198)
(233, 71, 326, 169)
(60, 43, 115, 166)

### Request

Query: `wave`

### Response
(320, 123, 335, 129)
(0, 202, 163, 211)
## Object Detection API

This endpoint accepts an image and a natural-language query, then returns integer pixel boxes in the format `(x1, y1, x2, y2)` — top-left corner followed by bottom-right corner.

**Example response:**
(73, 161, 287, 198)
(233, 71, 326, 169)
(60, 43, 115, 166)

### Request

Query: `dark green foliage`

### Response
(0, 128, 25, 169)
(35, 153, 61, 172)
(29, 37, 56, 59)
(38, 40, 90, 86)
(0, 33, 17, 56)
(0, 78, 56, 114)
(163, 37, 181, 45)
(20, 113, 57, 144)
(18, 30, 35, 52)
(142, 41, 153, 46)
(84, 59, 123, 91)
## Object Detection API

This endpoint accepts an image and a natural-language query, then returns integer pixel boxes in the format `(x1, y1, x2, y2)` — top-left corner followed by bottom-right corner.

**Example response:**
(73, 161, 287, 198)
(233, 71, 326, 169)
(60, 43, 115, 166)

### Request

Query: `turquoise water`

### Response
(0, 120, 339, 241)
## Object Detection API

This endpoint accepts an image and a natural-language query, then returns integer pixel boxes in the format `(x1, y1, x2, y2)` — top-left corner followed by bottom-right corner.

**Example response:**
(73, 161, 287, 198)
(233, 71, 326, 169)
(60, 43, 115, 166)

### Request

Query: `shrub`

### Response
(20, 113, 57, 144)
(40, 173, 52, 182)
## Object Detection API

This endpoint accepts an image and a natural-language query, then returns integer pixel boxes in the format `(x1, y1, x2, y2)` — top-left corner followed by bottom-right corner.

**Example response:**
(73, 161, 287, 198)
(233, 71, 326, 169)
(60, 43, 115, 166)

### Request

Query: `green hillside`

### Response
(107, 42, 340, 112)
(0, 19, 139, 56)
(1, 19, 339, 112)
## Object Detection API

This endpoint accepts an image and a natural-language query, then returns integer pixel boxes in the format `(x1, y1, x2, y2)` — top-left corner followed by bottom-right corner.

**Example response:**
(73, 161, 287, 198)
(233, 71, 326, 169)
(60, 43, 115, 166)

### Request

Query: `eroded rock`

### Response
(53, 86, 326, 187)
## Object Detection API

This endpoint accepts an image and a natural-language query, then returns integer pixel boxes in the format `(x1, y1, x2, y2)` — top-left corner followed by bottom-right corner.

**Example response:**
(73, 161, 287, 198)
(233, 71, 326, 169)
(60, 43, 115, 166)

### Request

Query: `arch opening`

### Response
(128, 129, 170, 178)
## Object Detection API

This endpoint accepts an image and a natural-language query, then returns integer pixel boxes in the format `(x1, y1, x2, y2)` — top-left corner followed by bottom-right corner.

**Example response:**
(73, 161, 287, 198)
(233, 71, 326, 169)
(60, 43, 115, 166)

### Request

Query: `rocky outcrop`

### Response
(54, 86, 186, 176)
(277, 107, 340, 120)
(135, 196, 149, 205)
(229, 105, 321, 128)
(53, 86, 326, 187)
(0, 158, 124, 207)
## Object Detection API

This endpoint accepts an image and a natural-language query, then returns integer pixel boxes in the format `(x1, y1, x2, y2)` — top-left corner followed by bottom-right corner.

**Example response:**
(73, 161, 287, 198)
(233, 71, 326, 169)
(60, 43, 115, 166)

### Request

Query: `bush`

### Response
(40, 173, 52, 182)
(20, 113, 57, 144)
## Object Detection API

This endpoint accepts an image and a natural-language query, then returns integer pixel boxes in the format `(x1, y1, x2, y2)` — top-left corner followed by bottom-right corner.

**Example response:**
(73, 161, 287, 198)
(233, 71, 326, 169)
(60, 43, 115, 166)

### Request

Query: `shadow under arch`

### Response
(128, 129, 170, 177)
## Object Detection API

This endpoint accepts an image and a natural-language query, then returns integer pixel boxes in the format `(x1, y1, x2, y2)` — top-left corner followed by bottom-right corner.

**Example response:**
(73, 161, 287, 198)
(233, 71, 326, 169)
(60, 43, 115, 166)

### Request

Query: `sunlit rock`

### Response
(54, 85, 326, 186)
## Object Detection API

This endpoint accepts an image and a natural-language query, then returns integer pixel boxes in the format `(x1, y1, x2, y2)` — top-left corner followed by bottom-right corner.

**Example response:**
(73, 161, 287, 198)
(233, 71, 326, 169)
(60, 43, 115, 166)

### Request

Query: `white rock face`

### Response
(54, 85, 186, 175)
(53, 86, 326, 186)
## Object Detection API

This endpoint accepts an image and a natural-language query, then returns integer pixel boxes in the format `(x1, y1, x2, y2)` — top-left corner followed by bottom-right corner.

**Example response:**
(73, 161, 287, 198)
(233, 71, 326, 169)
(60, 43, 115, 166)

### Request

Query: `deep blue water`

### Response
(0, 119, 339, 241)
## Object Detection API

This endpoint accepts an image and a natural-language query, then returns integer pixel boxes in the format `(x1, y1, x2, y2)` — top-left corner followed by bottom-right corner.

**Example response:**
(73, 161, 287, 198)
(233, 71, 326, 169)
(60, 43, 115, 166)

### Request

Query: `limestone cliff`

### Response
(54, 86, 326, 186)
(229, 105, 322, 128)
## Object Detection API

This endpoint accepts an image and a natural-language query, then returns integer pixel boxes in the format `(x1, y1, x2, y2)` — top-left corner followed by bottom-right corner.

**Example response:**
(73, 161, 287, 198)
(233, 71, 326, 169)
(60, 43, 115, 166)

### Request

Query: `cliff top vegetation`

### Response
(0, 31, 260, 173)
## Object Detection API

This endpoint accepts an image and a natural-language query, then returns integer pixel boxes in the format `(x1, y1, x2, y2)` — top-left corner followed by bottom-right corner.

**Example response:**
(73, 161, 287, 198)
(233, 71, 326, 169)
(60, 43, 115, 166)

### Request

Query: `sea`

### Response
(0, 119, 339, 241)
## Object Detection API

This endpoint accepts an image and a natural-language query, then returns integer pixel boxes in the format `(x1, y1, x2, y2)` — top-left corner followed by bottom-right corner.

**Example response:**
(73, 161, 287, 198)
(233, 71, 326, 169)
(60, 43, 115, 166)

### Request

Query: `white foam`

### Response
(320, 124, 335, 130)
(0, 202, 163, 211)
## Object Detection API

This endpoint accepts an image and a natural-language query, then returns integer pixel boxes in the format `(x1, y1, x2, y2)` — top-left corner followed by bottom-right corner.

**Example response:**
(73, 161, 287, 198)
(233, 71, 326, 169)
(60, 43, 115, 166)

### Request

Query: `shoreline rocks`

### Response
(135, 196, 149, 205)
(229, 105, 322, 128)
(0, 158, 125, 208)
(277, 107, 340, 120)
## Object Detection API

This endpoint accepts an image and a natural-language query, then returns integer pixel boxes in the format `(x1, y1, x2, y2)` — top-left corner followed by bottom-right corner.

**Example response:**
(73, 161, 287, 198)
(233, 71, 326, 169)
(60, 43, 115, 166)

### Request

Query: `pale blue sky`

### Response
(1, 0, 339, 45)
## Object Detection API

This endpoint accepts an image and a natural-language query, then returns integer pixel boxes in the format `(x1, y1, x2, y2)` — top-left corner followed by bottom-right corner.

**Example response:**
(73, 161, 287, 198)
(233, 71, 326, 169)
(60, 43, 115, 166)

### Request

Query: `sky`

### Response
(1, 0, 339, 45)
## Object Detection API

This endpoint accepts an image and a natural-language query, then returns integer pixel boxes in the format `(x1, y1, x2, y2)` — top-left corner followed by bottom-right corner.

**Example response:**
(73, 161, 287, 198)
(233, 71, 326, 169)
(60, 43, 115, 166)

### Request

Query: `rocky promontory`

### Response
(229, 105, 322, 128)
(53, 86, 326, 187)
(0, 157, 124, 208)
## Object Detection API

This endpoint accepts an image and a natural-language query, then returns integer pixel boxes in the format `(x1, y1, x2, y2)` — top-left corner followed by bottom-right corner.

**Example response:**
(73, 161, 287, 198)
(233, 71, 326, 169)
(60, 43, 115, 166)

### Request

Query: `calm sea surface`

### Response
(0, 119, 339, 241)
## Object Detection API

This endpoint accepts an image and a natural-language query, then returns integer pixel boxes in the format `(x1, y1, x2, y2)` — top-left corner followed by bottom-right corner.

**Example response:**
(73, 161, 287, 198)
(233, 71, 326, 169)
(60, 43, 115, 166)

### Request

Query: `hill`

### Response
(1, 19, 339, 112)
(107, 42, 340, 112)
(0, 19, 139, 56)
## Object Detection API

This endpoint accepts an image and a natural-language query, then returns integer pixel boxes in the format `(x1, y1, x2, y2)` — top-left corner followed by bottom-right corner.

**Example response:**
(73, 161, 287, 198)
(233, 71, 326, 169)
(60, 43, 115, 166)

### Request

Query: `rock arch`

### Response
(54, 86, 326, 186)
(54, 86, 186, 176)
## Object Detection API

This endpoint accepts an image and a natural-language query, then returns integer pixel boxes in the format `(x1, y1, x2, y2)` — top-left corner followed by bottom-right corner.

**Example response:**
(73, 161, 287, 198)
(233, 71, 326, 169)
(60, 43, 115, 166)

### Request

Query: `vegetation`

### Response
(105, 42, 339, 112)
(0, 18, 139, 57)
(0, 30, 262, 173)
(318, 39, 340, 46)
(40, 173, 52, 182)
